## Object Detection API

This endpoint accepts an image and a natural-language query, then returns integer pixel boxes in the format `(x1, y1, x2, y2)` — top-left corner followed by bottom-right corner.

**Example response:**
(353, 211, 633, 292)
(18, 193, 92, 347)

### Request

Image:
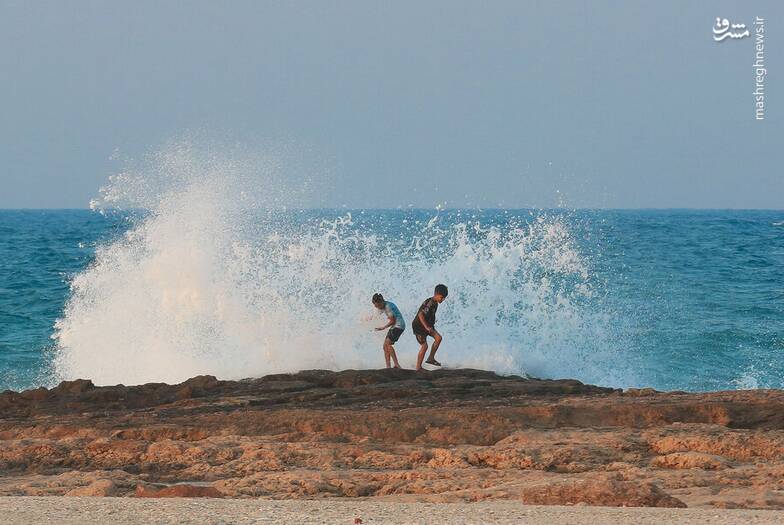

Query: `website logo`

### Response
(713, 18, 749, 41)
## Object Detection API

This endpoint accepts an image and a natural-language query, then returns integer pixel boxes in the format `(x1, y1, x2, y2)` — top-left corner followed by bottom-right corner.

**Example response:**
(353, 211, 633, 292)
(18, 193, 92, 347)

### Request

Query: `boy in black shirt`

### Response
(412, 284, 448, 370)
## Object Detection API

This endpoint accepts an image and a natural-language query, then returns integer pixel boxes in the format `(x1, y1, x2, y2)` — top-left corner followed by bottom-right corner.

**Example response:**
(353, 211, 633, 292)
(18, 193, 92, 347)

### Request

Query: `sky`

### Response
(0, 0, 781, 209)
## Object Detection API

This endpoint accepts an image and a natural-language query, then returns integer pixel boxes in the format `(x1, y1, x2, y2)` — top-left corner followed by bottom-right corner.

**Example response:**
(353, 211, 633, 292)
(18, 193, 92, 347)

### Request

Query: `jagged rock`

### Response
(135, 484, 223, 498)
(624, 388, 659, 397)
(520, 478, 687, 508)
(19, 387, 49, 402)
(1, 369, 784, 508)
(53, 379, 95, 395)
(651, 452, 730, 470)
(65, 479, 117, 497)
(179, 375, 221, 391)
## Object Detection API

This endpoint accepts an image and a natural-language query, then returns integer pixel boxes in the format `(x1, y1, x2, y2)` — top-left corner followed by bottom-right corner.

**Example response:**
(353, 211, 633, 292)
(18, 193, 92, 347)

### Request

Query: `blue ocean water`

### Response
(1, 208, 782, 392)
(0, 210, 124, 390)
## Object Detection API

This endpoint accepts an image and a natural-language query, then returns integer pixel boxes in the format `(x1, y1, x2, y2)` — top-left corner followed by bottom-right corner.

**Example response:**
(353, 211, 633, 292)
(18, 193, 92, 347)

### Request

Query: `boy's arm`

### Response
(417, 311, 432, 333)
(375, 314, 396, 331)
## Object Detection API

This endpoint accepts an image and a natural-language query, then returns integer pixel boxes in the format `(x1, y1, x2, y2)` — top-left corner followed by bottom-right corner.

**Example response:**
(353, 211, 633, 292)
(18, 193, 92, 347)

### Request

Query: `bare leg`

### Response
(416, 340, 428, 370)
(427, 329, 442, 362)
(388, 344, 401, 368)
(383, 339, 392, 368)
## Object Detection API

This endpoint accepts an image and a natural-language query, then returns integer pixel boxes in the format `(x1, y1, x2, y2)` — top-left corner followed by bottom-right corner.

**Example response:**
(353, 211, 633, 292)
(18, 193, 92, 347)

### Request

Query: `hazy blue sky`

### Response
(1, 0, 781, 209)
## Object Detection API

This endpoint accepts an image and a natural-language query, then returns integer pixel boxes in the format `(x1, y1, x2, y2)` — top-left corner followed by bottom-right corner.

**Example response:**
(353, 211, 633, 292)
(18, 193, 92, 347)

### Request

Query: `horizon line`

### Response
(1, 206, 783, 212)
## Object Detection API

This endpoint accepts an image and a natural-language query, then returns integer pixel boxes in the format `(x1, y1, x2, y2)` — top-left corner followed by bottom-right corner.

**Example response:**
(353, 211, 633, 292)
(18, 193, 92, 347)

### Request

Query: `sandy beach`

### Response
(1, 498, 784, 525)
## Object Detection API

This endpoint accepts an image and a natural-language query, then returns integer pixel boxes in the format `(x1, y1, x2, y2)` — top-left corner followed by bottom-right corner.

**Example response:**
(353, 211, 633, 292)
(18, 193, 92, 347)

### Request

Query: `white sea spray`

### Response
(54, 143, 632, 387)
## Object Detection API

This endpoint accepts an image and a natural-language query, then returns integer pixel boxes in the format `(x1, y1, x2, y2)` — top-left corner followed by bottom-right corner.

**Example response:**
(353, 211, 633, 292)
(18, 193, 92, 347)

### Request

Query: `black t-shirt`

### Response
(412, 297, 438, 332)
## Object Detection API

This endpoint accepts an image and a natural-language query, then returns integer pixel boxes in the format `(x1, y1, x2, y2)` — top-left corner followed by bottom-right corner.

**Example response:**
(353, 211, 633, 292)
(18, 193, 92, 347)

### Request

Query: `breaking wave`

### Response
(53, 143, 630, 386)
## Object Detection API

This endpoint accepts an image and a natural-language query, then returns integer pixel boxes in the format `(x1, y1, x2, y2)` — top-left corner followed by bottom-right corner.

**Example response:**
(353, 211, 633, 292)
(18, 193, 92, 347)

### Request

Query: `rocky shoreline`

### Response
(2, 369, 784, 509)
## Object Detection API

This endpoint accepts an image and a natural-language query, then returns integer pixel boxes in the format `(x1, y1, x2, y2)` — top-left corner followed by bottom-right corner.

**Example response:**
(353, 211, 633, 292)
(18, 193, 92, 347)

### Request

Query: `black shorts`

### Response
(413, 326, 432, 344)
(386, 327, 404, 344)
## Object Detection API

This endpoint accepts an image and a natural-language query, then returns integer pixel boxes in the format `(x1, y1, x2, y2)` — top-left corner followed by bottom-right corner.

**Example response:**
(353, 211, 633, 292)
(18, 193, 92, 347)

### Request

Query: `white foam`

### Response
(53, 143, 631, 387)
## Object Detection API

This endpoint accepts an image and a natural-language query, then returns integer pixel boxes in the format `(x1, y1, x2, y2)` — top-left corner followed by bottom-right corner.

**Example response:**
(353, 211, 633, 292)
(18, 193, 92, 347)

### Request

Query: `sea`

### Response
(1, 165, 782, 393)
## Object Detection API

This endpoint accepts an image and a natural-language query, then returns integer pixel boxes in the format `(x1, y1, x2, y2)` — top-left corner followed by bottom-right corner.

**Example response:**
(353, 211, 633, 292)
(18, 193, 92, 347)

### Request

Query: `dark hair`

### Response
(372, 293, 384, 305)
(434, 284, 448, 297)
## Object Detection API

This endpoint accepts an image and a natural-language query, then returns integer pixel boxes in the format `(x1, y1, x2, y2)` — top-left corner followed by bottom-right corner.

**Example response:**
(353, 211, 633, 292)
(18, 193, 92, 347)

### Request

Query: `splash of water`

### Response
(54, 144, 630, 386)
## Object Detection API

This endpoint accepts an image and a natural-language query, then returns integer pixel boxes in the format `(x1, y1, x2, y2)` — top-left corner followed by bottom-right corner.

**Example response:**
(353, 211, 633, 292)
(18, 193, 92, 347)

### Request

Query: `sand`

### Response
(1, 497, 783, 525)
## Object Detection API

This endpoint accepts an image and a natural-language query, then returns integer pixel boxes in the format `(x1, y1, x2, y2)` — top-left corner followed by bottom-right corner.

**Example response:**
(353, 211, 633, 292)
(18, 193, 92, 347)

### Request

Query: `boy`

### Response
(372, 293, 404, 369)
(412, 284, 448, 371)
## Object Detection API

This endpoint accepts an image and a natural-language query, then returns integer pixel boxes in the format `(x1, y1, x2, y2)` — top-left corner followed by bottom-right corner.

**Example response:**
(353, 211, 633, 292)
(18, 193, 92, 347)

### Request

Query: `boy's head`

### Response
(433, 284, 448, 303)
(372, 293, 385, 309)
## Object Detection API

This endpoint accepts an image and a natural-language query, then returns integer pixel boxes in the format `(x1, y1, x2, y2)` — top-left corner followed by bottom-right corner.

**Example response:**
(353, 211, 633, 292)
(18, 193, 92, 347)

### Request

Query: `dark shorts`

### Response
(413, 325, 432, 344)
(386, 327, 404, 344)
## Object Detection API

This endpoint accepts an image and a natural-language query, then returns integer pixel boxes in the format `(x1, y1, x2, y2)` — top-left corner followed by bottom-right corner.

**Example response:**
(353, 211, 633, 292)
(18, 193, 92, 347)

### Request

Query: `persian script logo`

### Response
(713, 17, 749, 41)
